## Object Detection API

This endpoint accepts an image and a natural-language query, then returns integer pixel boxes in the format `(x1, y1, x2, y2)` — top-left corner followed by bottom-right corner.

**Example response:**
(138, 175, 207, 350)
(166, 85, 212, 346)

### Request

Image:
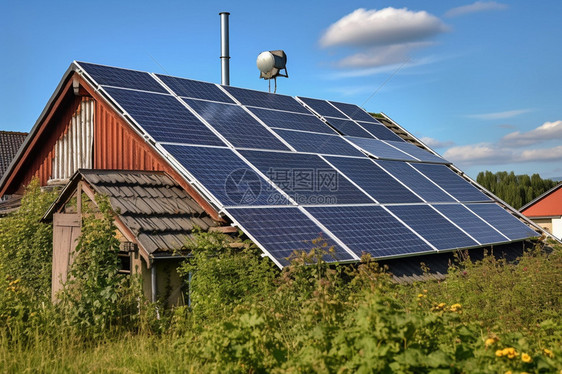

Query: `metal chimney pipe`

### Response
(219, 12, 230, 86)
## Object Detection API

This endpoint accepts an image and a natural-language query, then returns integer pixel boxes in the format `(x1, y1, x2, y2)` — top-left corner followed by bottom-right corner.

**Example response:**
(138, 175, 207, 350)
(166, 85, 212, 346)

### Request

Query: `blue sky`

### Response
(1, 0, 561, 179)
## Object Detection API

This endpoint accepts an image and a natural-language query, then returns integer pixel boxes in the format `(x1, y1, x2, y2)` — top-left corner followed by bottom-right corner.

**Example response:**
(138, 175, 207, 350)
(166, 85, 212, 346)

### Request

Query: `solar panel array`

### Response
(76, 61, 539, 268)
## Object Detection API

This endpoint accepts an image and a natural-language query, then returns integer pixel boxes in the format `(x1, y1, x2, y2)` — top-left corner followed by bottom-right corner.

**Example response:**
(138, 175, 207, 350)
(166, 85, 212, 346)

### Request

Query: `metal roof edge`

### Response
(0, 62, 80, 195)
(519, 182, 562, 212)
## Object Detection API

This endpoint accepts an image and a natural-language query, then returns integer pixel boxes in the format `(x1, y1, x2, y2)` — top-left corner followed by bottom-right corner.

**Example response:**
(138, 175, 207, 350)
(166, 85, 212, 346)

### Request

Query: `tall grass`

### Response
(0, 183, 560, 372)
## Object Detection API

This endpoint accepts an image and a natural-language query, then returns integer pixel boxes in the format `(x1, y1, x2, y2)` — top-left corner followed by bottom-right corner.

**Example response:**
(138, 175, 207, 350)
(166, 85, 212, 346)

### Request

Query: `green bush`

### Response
(0, 179, 57, 299)
(58, 195, 141, 336)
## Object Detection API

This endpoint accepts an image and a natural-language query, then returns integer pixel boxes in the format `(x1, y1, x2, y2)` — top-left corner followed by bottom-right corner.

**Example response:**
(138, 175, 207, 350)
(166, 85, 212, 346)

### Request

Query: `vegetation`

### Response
(0, 182, 561, 372)
(477, 170, 558, 209)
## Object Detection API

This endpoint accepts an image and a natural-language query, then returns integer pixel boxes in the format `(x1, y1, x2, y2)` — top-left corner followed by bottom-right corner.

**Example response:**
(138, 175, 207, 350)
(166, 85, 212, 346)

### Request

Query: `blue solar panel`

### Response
(329, 101, 380, 123)
(78, 62, 167, 93)
(273, 129, 365, 157)
(183, 99, 290, 151)
(156, 74, 234, 103)
(346, 137, 417, 161)
(248, 107, 337, 134)
(412, 164, 491, 202)
(224, 86, 309, 113)
(326, 118, 375, 138)
(325, 157, 422, 204)
(359, 122, 404, 141)
(386, 141, 448, 164)
(297, 96, 347, 118)
(307, 205, 434, 258)
(374, 160, 455, 203)
(433, 204, 509, 245)
(163, 144, 289, 206)
(225, 207, 355, 266)
(465, 203, 538, 241)
(387, 205, 478, 250)
(104, 87, 225, 146)
(239, 150, 373, 205)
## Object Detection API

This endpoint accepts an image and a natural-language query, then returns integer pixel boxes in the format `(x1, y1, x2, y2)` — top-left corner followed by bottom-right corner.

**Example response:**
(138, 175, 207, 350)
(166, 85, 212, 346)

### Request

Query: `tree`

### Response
(476, 171, 557, 209)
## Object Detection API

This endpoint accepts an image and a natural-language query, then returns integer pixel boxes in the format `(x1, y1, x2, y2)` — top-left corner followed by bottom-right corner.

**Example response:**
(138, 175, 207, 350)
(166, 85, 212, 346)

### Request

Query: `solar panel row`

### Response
(77, 62, 538, 268)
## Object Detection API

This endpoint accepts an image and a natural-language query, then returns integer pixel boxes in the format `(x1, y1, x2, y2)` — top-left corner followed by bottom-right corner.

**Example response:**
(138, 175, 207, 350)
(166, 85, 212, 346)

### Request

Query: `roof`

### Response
(0, 131, 27, 178)
(520, 183, 562, 217)
(6, 61, 548, 269)
(45, 170, 219, 256)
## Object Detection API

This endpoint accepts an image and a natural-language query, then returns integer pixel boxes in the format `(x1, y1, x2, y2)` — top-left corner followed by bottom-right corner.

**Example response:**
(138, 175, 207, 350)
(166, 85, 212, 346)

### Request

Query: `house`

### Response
(0, 131, 28, 213)
(0, 61, 549, 302)
(520, 183, 562, 239)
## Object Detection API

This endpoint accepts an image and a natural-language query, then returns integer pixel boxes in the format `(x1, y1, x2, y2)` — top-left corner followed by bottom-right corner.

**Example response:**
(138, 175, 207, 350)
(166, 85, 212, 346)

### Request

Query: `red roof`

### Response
(520, 184, 562, 217)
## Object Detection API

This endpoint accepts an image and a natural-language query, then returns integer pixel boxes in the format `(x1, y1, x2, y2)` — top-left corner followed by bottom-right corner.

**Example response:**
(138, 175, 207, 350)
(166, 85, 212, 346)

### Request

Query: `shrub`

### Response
(59, 195, 141, 336)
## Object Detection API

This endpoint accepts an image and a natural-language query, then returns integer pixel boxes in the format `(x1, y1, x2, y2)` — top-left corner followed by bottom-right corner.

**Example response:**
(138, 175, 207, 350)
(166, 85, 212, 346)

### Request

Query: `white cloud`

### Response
(443, 121, 562, 166)
(519, 146, 562, 162)
(420, 136, 454, 149)
(443, 143, 510, 165)
(337, 42, 432, 68)
(330, 56, 436, 79)
(500, 121, 562, 147)
(445, 1, 508, 18)
(467, 109, 532, 120)
(320, 8, 448, 48)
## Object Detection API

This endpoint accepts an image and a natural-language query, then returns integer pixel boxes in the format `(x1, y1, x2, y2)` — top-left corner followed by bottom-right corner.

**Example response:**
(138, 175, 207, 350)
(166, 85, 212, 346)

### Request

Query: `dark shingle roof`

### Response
(0, 131, 27, 178)
(80, 170, 218, 254)
(44, 170, 218, 255)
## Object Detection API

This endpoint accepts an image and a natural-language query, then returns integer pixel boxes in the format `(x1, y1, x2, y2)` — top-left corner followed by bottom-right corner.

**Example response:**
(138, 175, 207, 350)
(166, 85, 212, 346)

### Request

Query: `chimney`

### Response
(219, 12, 230, 86)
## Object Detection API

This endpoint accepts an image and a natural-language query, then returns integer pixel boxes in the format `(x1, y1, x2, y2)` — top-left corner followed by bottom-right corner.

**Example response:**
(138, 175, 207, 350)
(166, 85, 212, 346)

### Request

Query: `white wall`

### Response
(553, 216, 562, 240)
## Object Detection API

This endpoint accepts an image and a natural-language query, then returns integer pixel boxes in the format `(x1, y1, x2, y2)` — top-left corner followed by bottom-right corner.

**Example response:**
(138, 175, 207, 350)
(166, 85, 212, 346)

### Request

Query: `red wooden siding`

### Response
(1, 77, 82, 195)
(1, 73, 222, 221)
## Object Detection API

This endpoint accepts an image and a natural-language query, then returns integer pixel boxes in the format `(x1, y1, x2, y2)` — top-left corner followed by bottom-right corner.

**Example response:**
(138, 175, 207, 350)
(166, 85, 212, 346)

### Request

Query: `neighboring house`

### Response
(0, 131, 27, 212)
(0, 61, 548, 302)
(520, 183, 562, 239)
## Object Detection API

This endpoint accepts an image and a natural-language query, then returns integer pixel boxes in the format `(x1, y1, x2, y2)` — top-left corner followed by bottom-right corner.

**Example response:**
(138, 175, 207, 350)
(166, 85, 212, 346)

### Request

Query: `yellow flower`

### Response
(543, 348, 554, 358)
(495, 350, 503, 357)
(485, 338, 496, 346)
(521, 353, 532, 363)
(502, 347, 518, 359)
(450, 303, 462, 312)
(504, 371, 512, 374)
(417, 293, 425, 298)
(423, 289, 428, 293)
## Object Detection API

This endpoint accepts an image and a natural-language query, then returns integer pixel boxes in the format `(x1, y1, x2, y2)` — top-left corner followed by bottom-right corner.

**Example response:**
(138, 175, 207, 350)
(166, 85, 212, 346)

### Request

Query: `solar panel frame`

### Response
(374, 160, 456, 203)
(433, 204, 510, 245)
(239, 150, 374, 205)
(385, 140, 448, 164)
(224, 86, 310, 113)
(465, 203, 538, 241)
(387, 204, 479, 251)
(273, 129, 366, 157)
(325, 157, 423, 204)
(358, 122, 405, 142)
(103, 87, 226, 146)
(297, 96, 347, 118)
(346, 137, 418, 161)
(225, 206, 356, 267)
(77, 62, 168, 93)
(325, 118, 376, 138)
(306, 205, 436, 258)
(163, 144, 291, 207)
(412, 163, 492, 202)
(329, 100, 381, 123)
(156, 74, 235, 103)
(182, 98, 291, 151)
(248, 107, 337, 134)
